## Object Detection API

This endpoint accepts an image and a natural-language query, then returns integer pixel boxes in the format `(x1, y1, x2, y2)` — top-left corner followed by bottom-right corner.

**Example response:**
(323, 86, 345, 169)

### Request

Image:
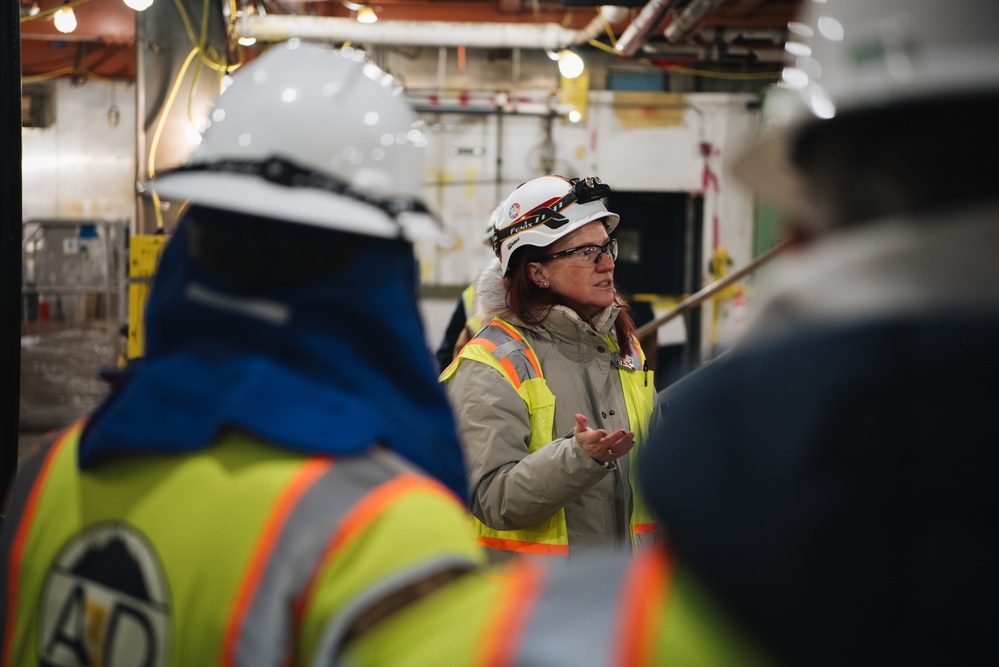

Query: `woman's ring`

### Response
(606, 448, 614, 457)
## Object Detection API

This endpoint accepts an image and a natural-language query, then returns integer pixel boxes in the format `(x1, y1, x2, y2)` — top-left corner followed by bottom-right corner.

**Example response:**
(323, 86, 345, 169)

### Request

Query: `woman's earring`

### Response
(539, 281, 549, 288)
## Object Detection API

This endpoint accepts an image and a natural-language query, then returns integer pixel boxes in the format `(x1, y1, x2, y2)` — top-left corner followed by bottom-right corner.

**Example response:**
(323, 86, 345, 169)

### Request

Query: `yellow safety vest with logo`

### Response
(441, 317, 659, 559)
(0, 421, 483, 667)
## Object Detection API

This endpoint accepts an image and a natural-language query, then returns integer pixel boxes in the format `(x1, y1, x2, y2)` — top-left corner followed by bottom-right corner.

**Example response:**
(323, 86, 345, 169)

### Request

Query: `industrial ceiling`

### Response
(20, 0, 804, 82)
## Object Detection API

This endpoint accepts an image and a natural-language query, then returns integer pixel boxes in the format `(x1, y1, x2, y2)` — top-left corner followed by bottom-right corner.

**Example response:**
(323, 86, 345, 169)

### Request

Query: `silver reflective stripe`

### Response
(310, 555, 479, 667)
(515, 551, 633, 666)
(233, 449, 409, 666)
(635, 531, 659, 553)
(185, 281, 290, 325)
(475, 323, 541, 383)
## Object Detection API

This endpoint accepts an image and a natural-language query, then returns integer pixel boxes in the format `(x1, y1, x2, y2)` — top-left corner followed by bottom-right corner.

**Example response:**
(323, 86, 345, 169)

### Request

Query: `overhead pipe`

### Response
(614, 0, 683, 57)
(663, 0, 726, 42)
(236, 10, 610, 50)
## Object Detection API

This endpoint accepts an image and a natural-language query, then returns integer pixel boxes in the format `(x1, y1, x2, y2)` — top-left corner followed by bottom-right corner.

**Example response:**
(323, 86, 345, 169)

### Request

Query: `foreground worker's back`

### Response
(0, 423, 482, 666)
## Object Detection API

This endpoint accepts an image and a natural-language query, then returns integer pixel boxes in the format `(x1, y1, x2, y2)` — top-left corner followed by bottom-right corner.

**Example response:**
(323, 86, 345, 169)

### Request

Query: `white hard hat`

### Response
(493, 175, 620, 275)
(152, 39, 441, 241)
(732, 0, 999, 214)
(482, 202, 504, 247)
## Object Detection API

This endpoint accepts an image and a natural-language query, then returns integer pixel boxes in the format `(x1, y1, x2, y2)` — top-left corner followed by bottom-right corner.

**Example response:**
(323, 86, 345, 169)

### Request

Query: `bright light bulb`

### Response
(187, 123, 204, 145)
(557, 49, 585, 79)
(123, 0, 154, 11)
(356, 6, 377, 23)
(53, 6, 77, 34)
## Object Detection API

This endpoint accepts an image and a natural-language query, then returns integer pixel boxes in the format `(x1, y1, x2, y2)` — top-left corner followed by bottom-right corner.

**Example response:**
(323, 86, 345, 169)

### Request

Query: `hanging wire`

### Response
(20, 0, 92, 23)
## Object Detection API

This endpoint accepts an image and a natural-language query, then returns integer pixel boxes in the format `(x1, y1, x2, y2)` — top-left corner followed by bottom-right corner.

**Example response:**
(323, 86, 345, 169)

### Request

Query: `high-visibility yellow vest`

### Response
(0, 421, 482, 666)
(441, 318, 659, 559)
(343, 548, 775, 667)
(461, 284, 484, 335)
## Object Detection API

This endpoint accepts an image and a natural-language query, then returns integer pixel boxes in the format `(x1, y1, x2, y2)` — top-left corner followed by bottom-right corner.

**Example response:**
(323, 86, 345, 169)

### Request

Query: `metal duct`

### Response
(613, 0, 682, 57)
(663, 0, 726, 42)
(236, 12, 608, 50)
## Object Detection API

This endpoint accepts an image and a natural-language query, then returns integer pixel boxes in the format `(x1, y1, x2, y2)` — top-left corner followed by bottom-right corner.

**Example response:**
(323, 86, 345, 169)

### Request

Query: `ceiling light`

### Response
(123, 0, 154, 10)
(557, 49, 585, 79)
(356, 5, 377, 24)
(53, 6, 77, 34)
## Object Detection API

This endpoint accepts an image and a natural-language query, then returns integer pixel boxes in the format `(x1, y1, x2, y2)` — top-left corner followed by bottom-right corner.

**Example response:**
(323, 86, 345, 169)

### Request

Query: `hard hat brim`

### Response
(730, 129, 809, 217)
(150, 171, 443, 242)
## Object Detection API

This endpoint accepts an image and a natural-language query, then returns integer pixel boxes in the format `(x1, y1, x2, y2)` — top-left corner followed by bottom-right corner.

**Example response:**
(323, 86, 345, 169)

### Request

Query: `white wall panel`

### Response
(22, 79, 136, 226)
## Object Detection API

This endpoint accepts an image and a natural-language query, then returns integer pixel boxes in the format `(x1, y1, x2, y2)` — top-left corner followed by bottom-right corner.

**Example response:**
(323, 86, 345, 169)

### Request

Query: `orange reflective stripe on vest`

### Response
(614, 549, 672, 667)
(467, 319, 543, 390)
(477, 549, 672, 667)
(476, 536, 570, 558)
(222, 457, 334, 667)
(475, 557, 548, 667)
(1, 421, 82, 667)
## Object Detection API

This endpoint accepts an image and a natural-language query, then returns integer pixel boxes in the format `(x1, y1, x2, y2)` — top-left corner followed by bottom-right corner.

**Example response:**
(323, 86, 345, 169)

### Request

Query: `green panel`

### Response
(752, 198, 786, 285)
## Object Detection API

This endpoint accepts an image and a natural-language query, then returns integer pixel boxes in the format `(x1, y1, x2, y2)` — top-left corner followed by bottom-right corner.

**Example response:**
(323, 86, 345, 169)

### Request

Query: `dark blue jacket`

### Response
(641, 312, 999, 666)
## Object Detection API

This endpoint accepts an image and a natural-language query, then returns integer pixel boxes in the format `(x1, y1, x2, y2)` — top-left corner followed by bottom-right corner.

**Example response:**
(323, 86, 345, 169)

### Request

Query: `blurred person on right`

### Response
(640, 0, 999, 665)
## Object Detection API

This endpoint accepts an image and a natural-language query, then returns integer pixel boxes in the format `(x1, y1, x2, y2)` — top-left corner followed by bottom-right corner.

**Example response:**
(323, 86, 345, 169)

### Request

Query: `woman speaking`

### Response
(441, 175, 660, 563)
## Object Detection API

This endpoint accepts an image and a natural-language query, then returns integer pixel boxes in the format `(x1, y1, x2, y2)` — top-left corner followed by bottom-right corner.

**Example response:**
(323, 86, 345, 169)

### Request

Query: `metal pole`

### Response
(636, 239, 790, 340)
(1, 0, 23, 500)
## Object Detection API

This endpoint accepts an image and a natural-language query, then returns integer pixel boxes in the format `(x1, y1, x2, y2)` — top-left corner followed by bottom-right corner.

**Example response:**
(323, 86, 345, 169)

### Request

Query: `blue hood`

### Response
(79, 210, 468, 501)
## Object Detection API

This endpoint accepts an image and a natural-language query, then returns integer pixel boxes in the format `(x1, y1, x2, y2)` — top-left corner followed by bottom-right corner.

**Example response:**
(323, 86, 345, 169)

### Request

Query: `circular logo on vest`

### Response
(39, 522, 170, 666)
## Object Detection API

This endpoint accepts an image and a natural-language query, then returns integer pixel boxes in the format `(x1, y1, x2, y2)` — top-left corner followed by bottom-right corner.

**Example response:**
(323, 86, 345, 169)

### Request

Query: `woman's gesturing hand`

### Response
(573, 413, 634, 465)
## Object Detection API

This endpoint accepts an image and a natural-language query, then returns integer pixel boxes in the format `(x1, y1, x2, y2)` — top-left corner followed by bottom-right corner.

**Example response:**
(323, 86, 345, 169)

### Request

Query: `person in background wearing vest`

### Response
(638, 0, 999, 665)
(441, 175, 660, 563)
(433, 205, 501, 372)
(0, 40, 487, 666)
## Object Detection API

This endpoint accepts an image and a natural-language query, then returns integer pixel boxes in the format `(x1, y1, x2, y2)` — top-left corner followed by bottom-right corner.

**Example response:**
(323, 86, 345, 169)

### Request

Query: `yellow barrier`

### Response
(126, 235, 170, 361)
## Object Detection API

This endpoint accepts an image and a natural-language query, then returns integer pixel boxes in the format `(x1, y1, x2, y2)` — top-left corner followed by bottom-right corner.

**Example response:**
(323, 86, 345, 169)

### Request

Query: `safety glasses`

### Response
(538, 237, 617, 265)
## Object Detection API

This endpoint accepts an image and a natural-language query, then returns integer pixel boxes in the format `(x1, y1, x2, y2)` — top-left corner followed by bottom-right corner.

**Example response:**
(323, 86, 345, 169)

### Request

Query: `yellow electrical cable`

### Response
(146, 46, 200, 230)
(20, 0, 92, 23)
(598, 12, 618, 47)
(22, 68, 77, 83)
(588, 39, 618, 56)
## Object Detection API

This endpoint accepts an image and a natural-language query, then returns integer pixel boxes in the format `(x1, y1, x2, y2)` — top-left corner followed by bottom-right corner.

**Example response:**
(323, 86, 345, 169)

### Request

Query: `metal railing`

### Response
(636, 238, 790, 340)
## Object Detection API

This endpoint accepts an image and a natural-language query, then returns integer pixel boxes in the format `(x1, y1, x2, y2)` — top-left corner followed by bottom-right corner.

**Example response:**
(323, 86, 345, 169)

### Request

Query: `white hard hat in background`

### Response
(732, 0, 999, 215)
(493, 175, 620, 275)
(482, 202, 505, 247)
(152, 39, 442, 241)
